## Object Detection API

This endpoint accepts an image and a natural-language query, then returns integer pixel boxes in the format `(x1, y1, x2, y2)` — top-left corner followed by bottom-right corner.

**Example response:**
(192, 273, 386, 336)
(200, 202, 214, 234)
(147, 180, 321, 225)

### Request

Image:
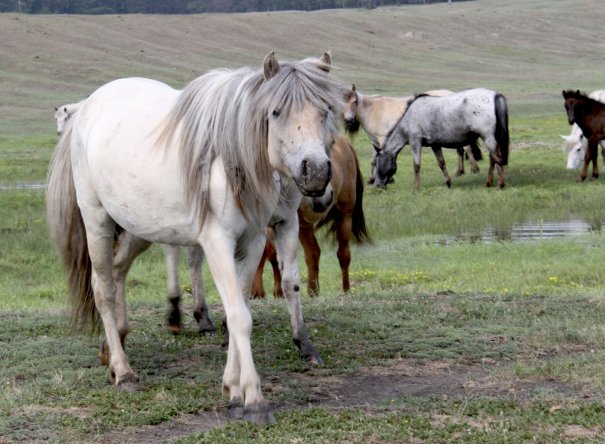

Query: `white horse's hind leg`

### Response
(483, 135, 504, 188)
(187, 245, 215, 335)
(105, 231, 152, 366)
(199, 222, 274, 424)
(81, 206, 139, 391)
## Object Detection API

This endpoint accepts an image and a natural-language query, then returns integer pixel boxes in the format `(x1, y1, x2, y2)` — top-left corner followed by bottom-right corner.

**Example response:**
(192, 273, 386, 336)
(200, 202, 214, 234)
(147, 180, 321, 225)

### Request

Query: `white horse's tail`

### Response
(494, 93, 509, 166)
(46, 121, 98, 332)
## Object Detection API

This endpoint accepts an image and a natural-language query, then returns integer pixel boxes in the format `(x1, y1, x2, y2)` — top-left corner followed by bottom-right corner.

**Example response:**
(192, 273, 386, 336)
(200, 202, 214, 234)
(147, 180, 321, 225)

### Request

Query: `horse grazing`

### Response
(252, 134, 370, 298)
(375, 88, 509, 190)
(54, 102, 82, 135)
(46, 51, 345, 424)
(342, 85, 482, 186)
(53, 101, 215, 335)
(561, 90, 605, 171)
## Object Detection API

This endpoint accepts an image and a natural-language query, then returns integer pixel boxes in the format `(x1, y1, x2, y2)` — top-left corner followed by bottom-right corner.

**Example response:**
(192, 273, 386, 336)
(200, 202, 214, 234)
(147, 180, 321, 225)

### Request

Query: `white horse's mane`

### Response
(158, 56, 345, 224)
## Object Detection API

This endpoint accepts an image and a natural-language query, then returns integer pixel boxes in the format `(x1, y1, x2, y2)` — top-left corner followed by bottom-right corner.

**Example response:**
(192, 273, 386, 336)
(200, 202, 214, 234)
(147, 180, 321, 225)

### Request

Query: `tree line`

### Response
(2, 0, 467, 14)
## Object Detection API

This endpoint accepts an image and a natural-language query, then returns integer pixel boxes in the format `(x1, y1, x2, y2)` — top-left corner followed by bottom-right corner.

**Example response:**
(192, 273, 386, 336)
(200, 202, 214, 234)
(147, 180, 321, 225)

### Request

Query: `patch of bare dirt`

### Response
(95, 358, 599, 443)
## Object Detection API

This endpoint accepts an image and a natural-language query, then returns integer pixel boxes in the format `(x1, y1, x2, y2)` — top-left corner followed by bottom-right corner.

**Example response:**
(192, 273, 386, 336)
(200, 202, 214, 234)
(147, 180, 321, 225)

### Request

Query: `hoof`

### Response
(455, 171, 464, 177)
(167, 323, 182, 335)
(295, 338, 324, 366)
(196, 318, 216, 336)
(228, 398, 244, 420)
(445, 180, 452, 188)
(243, 404, 276, 425)
(114, 373, 141, 392)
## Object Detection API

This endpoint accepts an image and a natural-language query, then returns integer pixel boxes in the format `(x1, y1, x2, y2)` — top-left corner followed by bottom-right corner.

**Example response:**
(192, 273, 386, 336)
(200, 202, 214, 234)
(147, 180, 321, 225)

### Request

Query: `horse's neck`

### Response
(357, 94, 408, 147)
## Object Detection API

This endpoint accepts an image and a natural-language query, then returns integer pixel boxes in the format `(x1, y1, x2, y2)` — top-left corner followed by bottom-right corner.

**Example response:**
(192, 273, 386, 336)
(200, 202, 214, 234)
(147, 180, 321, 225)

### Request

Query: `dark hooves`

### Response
(228, 398, 244, 420)
(116, 373, 141, 393)
(295, 339, 324, 366)
(229, 398, 276, 425)
(197, 321, 216, 337)
(244, 406, 276, 425)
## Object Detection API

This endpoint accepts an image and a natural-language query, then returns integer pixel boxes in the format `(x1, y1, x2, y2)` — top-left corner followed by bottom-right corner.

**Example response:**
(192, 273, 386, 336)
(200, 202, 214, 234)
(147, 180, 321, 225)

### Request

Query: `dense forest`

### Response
(0, 0, 466, 14)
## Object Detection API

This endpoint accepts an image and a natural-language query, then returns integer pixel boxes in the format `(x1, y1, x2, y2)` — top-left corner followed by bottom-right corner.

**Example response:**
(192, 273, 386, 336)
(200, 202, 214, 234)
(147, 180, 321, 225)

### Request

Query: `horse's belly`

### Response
(99, 156, 199, 245)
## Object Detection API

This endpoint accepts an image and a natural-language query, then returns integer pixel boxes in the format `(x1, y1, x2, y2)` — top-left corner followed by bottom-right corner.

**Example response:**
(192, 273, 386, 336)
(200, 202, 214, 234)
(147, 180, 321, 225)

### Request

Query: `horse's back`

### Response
(71, 78, 199, 244)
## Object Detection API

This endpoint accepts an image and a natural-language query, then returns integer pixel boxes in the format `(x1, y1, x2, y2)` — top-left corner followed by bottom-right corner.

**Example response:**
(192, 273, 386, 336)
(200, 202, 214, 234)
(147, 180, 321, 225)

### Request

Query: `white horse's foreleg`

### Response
(272, 215, 323, 365)
(411, 143, 422, 191)
(199, 223, 273, 424)
(187, 245, 215, 335)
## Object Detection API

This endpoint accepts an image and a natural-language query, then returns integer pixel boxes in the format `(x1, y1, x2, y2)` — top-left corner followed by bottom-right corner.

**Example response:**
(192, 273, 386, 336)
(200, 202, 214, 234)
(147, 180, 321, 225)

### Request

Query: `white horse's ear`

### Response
(560, 135, 569, 140)
(263, 51, 280, 80)
(319, 52, 331, 72)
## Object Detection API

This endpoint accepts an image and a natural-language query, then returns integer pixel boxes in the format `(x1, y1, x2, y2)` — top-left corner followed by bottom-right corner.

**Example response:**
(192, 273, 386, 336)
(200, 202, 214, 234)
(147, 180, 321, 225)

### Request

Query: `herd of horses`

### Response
(47, 52, 605, 424)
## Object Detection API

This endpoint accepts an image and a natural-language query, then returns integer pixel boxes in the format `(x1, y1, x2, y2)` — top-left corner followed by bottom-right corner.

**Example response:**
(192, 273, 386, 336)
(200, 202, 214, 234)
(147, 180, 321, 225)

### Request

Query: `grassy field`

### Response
(3, 0, 605, 442)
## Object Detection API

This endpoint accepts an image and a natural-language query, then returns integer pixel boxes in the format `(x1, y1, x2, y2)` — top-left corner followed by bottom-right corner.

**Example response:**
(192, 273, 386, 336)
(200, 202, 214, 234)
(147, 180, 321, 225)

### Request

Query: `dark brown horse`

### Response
(563, 90, 605, 182)
(252, 134, 370, 298)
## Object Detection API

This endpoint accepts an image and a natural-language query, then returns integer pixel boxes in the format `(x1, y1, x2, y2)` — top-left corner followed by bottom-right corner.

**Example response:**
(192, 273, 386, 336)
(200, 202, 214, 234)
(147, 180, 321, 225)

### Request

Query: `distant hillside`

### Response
(0, 0, 603, 137)
(1, 0, 465, 14)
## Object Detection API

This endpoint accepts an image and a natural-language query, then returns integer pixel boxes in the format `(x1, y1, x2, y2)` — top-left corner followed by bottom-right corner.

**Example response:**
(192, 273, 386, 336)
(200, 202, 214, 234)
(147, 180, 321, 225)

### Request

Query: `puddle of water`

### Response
(0, 181, 47, 190)
(440, 219, 603, 245)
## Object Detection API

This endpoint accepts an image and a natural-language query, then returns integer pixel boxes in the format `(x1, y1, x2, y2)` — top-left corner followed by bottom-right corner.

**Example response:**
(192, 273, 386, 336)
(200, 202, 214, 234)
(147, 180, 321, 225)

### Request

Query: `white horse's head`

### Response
(261, 51, 343, 197)
(54, 103, 81, 136)
(561, 133, 586, 169)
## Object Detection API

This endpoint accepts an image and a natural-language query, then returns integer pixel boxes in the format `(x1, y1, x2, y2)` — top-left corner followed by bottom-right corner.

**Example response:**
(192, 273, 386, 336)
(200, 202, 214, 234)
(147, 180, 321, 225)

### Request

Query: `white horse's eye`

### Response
(576, 147, 582, 152)
(272, 109, 281, 118)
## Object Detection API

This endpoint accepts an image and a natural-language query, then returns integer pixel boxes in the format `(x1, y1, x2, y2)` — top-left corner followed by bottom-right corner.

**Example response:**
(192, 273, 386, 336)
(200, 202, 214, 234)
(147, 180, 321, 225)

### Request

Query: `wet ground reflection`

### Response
(440, 219, 603, 245)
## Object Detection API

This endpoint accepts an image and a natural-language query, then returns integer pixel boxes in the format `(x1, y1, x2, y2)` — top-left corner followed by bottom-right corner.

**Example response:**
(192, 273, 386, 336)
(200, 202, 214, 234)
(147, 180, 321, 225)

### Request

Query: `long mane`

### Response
(384, 93, 428, 142)
(158, 56, 345, 224)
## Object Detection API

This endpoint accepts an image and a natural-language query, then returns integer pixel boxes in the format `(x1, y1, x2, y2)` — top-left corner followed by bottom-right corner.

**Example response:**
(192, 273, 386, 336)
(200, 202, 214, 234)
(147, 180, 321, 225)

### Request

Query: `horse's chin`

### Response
(308, 189, 334, 213)
(344, 118, 360, 134)
(299, 186, 329, 198)
(295, 177, 331, 198)
(373, 176, 389, 189)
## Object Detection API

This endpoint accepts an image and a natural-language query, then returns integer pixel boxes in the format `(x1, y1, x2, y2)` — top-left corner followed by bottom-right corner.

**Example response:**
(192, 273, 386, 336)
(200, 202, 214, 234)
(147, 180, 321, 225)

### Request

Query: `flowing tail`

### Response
(350, 144, 370, 243)
(46, 120, 99, 332)
(495, 93, 509, 166)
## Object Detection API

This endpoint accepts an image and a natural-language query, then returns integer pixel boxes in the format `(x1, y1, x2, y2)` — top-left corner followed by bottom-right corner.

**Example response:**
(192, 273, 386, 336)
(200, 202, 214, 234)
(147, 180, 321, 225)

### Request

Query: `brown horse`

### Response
(562, 90, 605, 182)
(252, 134, 370, 298)
(343, 85, 482, 187)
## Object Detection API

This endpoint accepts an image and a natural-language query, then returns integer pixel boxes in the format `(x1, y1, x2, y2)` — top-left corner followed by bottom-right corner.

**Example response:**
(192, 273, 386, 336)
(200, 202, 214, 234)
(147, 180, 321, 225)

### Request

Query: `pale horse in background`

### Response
(54, 102, 82, 136)
(561, 90, 605, 169)
(53, 100, 215, 335)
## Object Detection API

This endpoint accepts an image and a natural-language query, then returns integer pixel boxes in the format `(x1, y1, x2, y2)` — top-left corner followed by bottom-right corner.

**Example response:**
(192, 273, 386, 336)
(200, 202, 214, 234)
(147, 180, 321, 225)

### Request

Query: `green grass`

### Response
(3, 0, 605, 441)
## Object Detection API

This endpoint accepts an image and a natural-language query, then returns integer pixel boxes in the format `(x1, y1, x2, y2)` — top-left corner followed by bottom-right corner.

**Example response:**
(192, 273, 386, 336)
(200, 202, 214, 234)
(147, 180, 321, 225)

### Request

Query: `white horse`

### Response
(561, 90, 605, 169)
(376, 88, 509, 190)
(342, 85, 482, 186)
(54, 100, 214, 335)
(46, 51, 344, 424)
(54, 102, 82, 135)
